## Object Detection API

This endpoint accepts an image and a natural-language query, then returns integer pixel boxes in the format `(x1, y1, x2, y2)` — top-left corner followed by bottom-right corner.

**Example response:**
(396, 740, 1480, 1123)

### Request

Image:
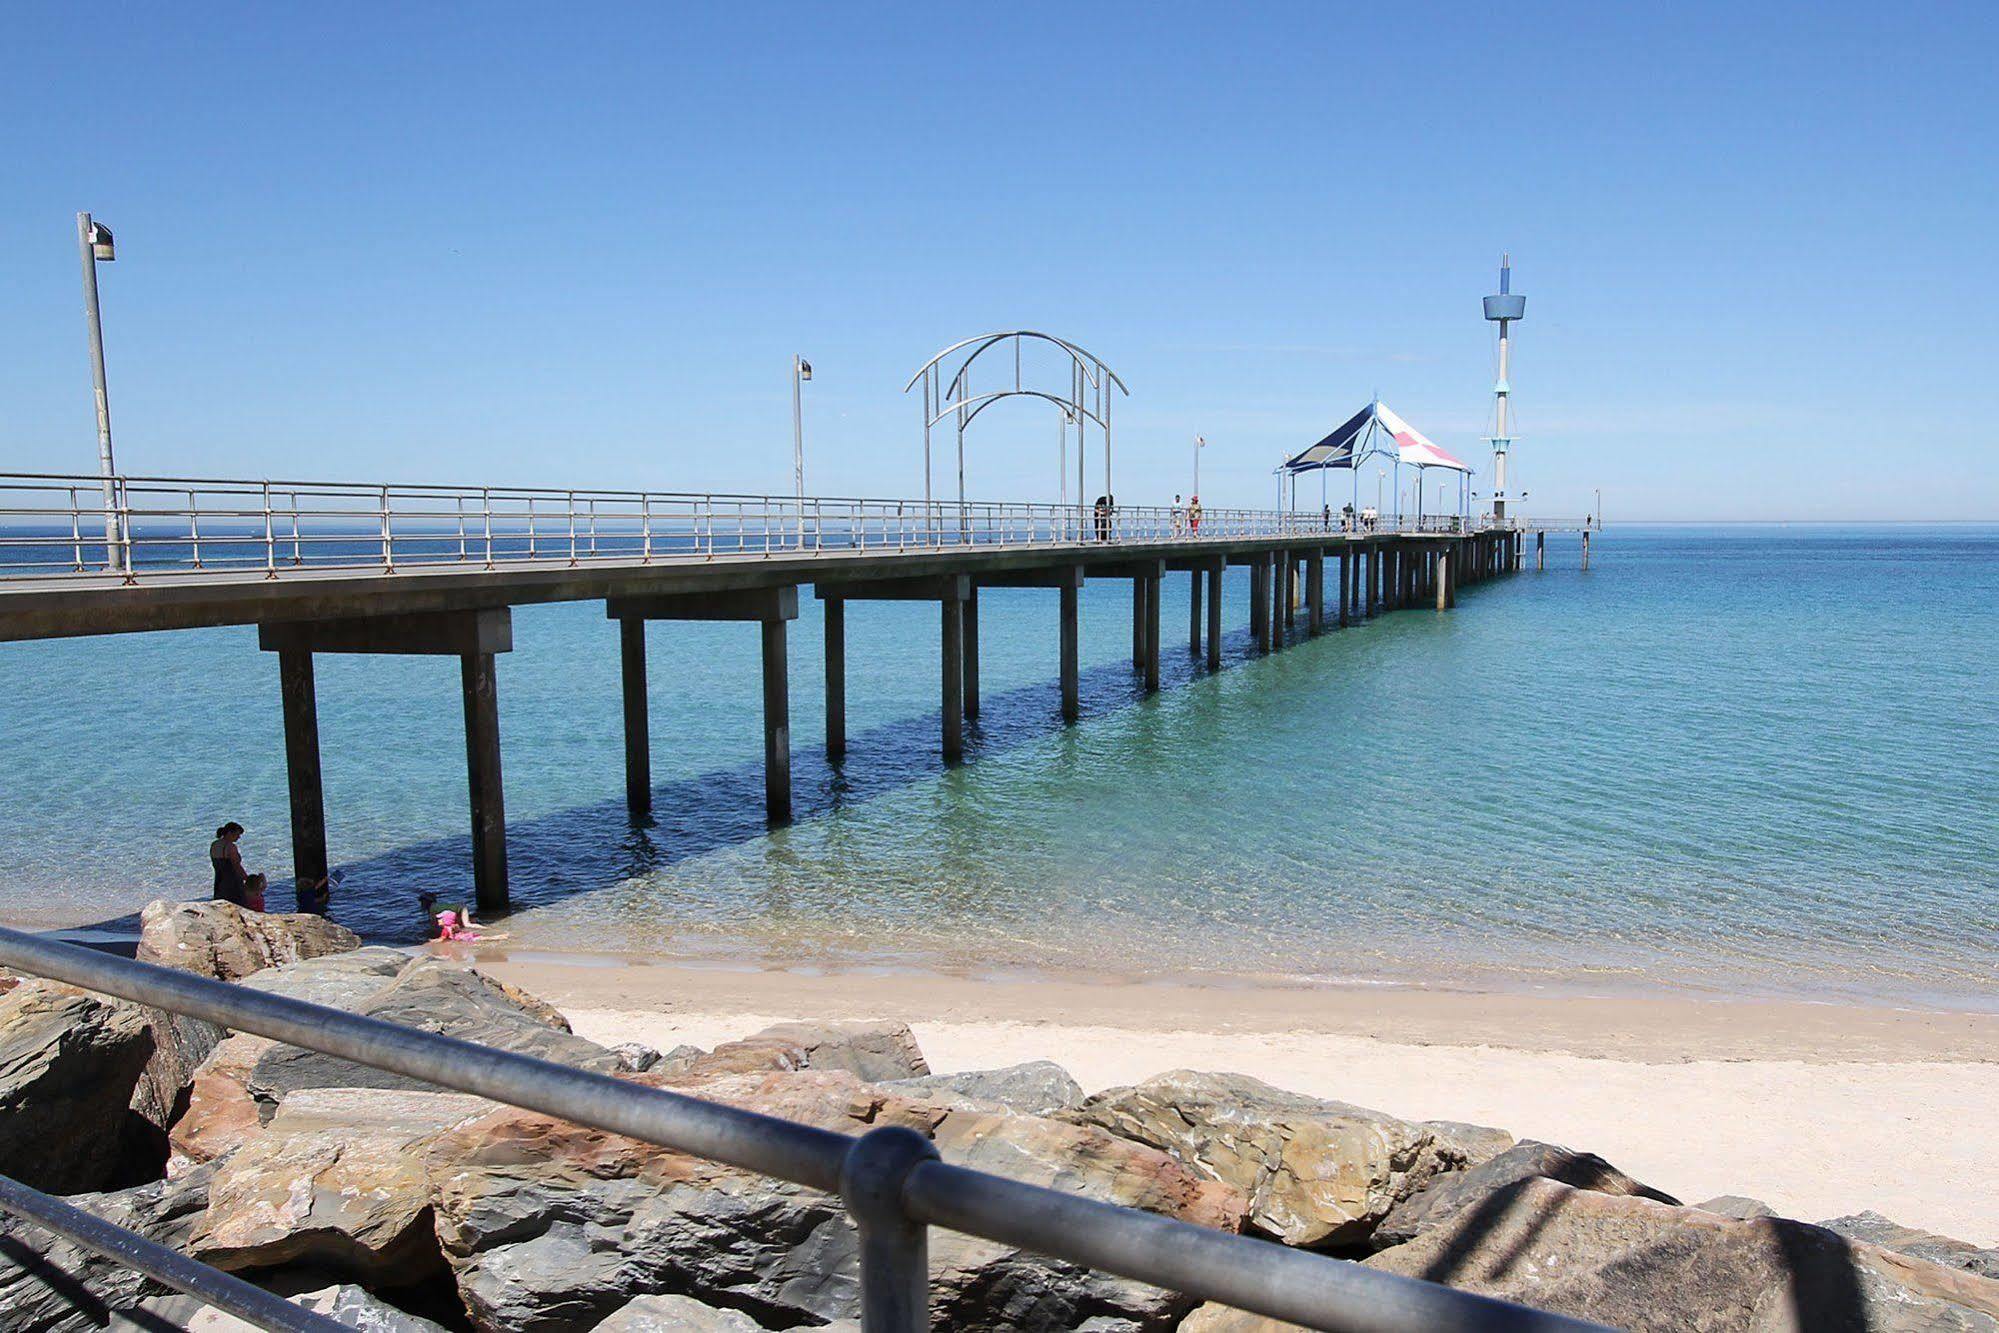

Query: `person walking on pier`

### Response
(209, 822, 248, 906)
(1189, 493, 1202, 533)
(1093, 495, 1111, 542)
(1173, 495, 1185, 536)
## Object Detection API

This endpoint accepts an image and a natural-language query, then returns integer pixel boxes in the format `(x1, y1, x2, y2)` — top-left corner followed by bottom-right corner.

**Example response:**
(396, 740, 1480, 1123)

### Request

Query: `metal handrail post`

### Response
(842, 1126, 938, 1332)
(0, 1174, 346, 1333)
(262, 481, 276, 578)
(187, 489, 202, 568)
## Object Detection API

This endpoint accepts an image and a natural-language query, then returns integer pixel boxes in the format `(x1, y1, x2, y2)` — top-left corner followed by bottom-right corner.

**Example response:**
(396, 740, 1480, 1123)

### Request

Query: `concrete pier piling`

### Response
(941, 596, 964, 762)
(276, 648, 328, 893)
(1205, 560, 1223, 670)
(962, 586, 981, 720)
(460, 651, 508, 913)
(824, 598, 846, 758)
(618, 619, 650, 812)
(1537, 530, 1545, 571)
(1307, 551, 1324, 635)
(1188, 567, 1202, 656)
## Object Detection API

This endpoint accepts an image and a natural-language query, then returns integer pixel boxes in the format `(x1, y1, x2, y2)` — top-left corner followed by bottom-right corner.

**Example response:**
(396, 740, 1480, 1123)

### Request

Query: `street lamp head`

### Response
(796, 357, 812, 382)
(87, 221, 115, 262)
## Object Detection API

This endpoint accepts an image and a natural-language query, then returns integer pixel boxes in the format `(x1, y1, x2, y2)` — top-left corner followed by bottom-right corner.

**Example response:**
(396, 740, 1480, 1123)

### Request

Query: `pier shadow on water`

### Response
(56, 615, 1336, 948)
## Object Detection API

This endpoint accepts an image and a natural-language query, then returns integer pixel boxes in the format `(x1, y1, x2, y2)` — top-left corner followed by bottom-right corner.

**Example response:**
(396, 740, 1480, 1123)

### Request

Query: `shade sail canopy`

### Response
(1282, 401, 1472, 475)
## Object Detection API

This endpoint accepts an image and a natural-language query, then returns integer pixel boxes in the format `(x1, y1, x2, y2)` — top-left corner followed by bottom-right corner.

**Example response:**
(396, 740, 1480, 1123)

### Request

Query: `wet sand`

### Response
(483, 953, 1999, 1247)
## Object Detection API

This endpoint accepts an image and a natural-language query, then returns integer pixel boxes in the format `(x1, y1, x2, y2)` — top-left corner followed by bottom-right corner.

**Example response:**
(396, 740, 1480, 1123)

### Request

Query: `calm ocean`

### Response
(2, 525, 1993, 1009)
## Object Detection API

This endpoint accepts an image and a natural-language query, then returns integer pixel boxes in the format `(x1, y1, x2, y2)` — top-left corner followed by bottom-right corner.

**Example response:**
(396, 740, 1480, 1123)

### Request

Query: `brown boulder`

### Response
(735, 1020, 929, 1081)
(1371, 1139, 1677, 1250)
(0, 980, 157, 1193)
(136, 899, 359, 982)
(190, 1086, 492, 1285)
(1817, 1211, 1999, 1281)
(1065, 1070, 1455, 1247)
(169, 1033, 276, 1168)
(1178, 1305, 1309, 1332)
(1366, 1176, 1999, 1332)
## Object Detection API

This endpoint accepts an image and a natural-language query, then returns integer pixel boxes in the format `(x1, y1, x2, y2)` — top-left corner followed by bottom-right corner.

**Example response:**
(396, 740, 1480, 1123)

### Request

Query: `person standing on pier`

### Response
(1189, 494, 1202, 533)
(1173, 495, 1185, 535)
(1093, 495, 1111, 542)
(209, 822, 248, 906)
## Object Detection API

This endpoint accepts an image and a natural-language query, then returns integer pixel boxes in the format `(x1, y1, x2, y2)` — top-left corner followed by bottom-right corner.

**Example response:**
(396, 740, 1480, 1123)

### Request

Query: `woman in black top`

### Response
(209, 822, 247, 905)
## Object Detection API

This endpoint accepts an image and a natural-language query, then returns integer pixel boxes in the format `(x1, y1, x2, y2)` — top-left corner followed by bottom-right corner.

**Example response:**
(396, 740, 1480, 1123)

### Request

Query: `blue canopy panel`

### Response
(1280, 403, 1372, 472)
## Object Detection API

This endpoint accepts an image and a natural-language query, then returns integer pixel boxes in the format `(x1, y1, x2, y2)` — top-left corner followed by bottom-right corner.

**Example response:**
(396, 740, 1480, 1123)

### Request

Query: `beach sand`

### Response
(484, 954, 1999, 1248)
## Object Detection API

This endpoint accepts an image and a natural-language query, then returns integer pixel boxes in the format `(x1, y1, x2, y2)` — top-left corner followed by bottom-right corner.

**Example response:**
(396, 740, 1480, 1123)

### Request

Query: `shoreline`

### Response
(482, 952, 1999, 1246)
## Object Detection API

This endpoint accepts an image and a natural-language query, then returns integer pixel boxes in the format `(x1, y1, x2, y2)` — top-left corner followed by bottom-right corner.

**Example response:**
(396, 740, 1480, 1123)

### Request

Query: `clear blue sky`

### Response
(4, 3, 1993, 520)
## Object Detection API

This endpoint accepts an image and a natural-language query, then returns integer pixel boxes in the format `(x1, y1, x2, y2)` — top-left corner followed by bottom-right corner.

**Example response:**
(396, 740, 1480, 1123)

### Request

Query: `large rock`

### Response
(427, 1067, 1245, 1332)
(1419, 1119, 1515, 1168)
(1371, 1139, 1677, 1250)
(591, 1293, 770, 1331)
(1819, 1211, 1999, 1281)
(121, 1282, 451, 1332)
(1366, 1175, 1999, 1332)
(170, 1033, 276, 1167)
(238, 945, 409, 1009)
(883, 1060, 1084, 1115)
(136, 899, 359, 982)
(190, 1086, 492, 1285)
(1064, 1070, 1455, 1248)
(0, 1161, 218, 1333)
(129, 1008, 224, 1149)
(1178, 1306, 1307, 1332)
(1700, 1194, 1780, 1220)
(247, 957, 616, 1104)
(730, 1020, 930, 1081)
(0, 980, 157, 1193)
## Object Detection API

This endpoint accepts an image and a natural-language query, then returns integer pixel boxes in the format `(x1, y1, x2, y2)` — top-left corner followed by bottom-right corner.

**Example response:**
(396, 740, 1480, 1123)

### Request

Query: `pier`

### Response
(0, 472, 1586, 913)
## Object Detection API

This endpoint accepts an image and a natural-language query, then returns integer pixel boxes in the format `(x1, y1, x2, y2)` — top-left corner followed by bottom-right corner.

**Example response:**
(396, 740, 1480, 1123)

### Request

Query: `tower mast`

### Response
(1482, 254, 1526, 521)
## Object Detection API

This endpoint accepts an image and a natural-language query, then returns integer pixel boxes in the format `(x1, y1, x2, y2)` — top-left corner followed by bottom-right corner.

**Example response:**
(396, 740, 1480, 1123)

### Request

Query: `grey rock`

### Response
(1371, 1138, 1678, 1251)
(739, 1019, 929, 1081)
(1819, 1211, 1999, 1280)
(136, 899, 358, 982)
(657, 1044, 706, 1073)
(1064, 1069, 1454, 1247)
(592, 1293, 768, 1330)
(248, 957, 617, 1104)
(238, 945, 409, 1010)
(0, 1162, 218, 1333)
(429, 1067, 1244, 1332)
(883, 1060, 1084, 1115)
(1419, 1119, 1516, 1167)
(1700, 1194, 1780, 1219)
(612, 1041, 663, 1073)
(1367, 1175, 1999, 1331)
(0, 980, 157, 1194)
(121, 1282, 450, 1332)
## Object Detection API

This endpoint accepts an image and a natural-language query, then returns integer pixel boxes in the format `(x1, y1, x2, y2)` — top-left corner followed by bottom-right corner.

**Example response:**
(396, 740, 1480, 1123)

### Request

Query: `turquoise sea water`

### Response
(2, 525, 1994, 1008)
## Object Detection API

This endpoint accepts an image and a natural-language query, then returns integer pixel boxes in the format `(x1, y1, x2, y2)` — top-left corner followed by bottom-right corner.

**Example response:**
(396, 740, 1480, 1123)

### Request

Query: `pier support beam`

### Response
(460, 651, 508, 914)
(941, 597, 964, 761)
(276, 649, 328, 895)
(1537, 530, 1545, 571)
(1583, 529, 1592, 570)
(818, 574, 967, 763)
(1337, 548, 1351, 627)
(1206, 560, 1223, 670)
(1060, 580, 1080, 722)
(1143, 568, 1161, 693)
(619, 619, 650, 811)
(1251, 557, 1271, 652)
(1269, 551, 1288, 650)
(1436, 550, 1449, 611)
(1099, 559, 1165, 693)
(824, 598, 846, 758)
(261, 608, 514, 914)
(1189, 568, 1202, 656)
(977, 566, 1088, 722)
(1307, 550, 1324, 634)
(962, 586, 980, 720)
(608, 586, 798, 824)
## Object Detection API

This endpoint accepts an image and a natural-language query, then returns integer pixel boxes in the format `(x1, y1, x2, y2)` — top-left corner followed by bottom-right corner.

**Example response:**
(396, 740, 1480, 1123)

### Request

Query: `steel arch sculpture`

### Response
(904, 331, 1128, 531)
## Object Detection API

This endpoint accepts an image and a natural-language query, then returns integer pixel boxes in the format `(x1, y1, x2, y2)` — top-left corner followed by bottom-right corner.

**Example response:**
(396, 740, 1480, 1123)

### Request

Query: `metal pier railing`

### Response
(0, 926, 1606, 1333)
(0, 471, 1548, 584)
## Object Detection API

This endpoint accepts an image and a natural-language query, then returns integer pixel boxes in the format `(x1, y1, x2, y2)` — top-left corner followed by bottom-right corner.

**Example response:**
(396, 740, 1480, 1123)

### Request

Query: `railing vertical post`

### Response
(68, 486, 84, 571)
(527, 495, 538, 560)
(643, 494, 655, 562)
(290, 492, 302, 566)
(187, 489, 202, 568)
(457, 497, 468, 562)
(567, 490, 578, 565)
(482, 488, 494, 568)
(262, 481, 276, 577)
(380, 484, 394, 571)
(841, 1126, 938, 1333)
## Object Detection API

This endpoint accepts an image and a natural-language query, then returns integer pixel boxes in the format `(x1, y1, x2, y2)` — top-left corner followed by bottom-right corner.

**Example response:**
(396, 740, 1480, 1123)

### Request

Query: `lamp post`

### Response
(77, 212, 120, 569)
(1193, 435, 1205, 500)
(1375, 468, 1385, 523)
(791, 356, 812, 504)
(1595, 488, 1602, 528)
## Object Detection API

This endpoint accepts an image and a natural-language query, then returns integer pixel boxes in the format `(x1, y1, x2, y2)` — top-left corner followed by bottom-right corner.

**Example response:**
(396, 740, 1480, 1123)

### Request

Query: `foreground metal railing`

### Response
(0, 927, 1605, 1333)
(0, 471, 1542, 584)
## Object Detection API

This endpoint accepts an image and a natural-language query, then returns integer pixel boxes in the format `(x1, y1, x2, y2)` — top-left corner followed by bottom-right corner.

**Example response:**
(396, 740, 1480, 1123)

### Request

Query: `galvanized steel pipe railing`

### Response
(0, 926, 1608, 1333)
(0, 471, 1545, 584)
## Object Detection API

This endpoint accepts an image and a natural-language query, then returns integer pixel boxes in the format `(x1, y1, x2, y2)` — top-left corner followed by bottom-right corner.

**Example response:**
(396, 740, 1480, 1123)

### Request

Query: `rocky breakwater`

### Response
(3, 898, 1999, 1331)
